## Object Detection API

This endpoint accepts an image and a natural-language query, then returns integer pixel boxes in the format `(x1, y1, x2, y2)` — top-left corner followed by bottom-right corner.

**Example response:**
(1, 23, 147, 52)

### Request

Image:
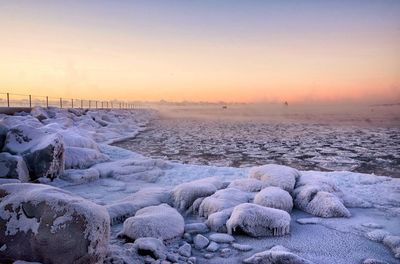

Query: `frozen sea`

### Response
(115, 103, 400, 178)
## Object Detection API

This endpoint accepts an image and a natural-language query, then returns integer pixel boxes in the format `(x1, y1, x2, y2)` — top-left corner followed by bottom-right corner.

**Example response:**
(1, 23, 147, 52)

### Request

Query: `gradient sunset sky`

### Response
(1, 0, 399, 103)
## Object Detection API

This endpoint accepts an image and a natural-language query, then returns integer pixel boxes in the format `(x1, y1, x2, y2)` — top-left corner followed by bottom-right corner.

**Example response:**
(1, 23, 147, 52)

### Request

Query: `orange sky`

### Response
(1, 1, 399, 103)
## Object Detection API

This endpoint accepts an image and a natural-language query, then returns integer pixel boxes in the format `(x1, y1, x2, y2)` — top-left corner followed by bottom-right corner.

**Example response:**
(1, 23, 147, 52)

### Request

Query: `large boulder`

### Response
(199, 188, 252, 218)
(226, 203, 290, 237)
(119, 204, 184, 241)
(254, 187, 293, 213)
(0, 152, 29, 182)
(249, 164, 300, 193)
(172, 177, 225, 212)
(0, 183, 110, 264)
(2, 125, 64, 181)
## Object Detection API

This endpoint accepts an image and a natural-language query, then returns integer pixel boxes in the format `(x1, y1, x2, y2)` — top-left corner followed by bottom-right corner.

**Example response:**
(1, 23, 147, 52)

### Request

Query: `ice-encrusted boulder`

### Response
(61, 168, 100, 185)
(249, 164, 300, 193)
(199, 188, 251, 218)
(107, 187, 172, 225)
(132, 237, 167, 260)
(120, 204, 184, 241)
(59, 130, 99, 150)
(0, 183, 110, 264)
(228, 178, 264, 192)
(2, 125, 64, 181)
(31, 107, 49, 121)
(254, 187, 293, 213)
(243, 245, 313, 264)
(172, 177, 225, 212)
(226, 203, 290, 237)
(0, 123, 8, 150)
(206, 208, 233, 233)
(0, 153, 29, 182)
(64, 147, 109, 169)
(0, 115, 43, 129)
(293, 185, 350, 218)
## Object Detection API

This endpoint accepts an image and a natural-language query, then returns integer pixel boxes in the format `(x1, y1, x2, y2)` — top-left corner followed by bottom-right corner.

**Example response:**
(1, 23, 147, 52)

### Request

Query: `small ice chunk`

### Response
(296, 218, 322, 225)
(232, 243, 252, 251)
(208, 233, 235, 243)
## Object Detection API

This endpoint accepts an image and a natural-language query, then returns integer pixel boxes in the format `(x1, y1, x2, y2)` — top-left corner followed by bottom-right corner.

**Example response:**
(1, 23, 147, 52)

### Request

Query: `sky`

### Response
(0, 0, 399, 103)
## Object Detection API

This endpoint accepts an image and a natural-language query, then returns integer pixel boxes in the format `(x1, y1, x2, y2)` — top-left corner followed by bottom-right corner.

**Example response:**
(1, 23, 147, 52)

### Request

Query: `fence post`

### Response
(96, 101, 98, 109)
(60, 98, 62, 108)
(72, 99, 74, 108)
(6, 93, 9, 107)
(46, 96, 48, 108)
(29, 95, 32, 108)
(81, 100, 83, 108)
(111, 102, 113, 109)
(89, 100, 91, 109)
(119, 102, 121, 109)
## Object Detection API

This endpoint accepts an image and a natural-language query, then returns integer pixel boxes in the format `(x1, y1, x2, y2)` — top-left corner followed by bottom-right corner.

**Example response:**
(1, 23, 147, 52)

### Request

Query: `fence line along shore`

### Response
(0, 92, 146, 113)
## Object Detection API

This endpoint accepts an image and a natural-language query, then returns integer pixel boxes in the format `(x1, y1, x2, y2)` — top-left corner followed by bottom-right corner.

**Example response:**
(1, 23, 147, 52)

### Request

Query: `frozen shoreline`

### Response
(0, 107, 399, 264)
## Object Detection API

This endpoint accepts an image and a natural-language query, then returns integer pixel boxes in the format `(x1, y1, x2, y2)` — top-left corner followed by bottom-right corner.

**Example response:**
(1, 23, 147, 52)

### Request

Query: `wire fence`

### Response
(0, 92, 146, 110)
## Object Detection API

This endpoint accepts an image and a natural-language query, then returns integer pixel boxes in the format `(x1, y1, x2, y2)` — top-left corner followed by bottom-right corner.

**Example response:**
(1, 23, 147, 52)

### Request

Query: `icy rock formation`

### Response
(61, 168, 100, 185)
(383, 235, 400, 259)
(107, 187, 172, 225)
(193, 234, 209, 249)
(0, 115, 43, 129)
(178, 242, 192, 257)
(226, 203, 290, 237)
(59, 130, 99, 150)
(243, 245, 314, 264)
(206, 208, 233, 233)
(31, 107, 49, 121)
(293, 186, 350, 218)
(254, 186, 293, 213)
(0, 153, 29, 182)
(132, 237, 167, 260)
(249, 164, 300, 193)
(120, 204, 184, 241)
(172, 177, 224, 212)
(187, 196, 206, 214)
(64, 146, 109, 169)
(2, 125, 64, 181)
(0, 183, 110, 264)
(228, 178, 264, 192)
(199, 188, 251, 218)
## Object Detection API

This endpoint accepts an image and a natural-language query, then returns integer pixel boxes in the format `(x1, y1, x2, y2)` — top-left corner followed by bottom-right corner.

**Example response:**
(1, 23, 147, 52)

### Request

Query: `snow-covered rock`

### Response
(243, 245, 314, 264)
(31, 107, 49, 121)
(254, 186, 293, 213)
(205, 208, 233, 233)
(193, 234, 209, 249)
(208, 233, 235, 243)
(293, 185, 350, 218)
(199, 188, 251, 218)
(120, 204, 184, 241)
(185, 223, 209, 234)
(60, 168, 100, 184)
(64, 146, 109, 169)
(232, 243, 253, 251)
(132, 237, 167, 260)
(0, 183, 110, 264)
(172, 177, 224, 212)
(107, 187, 172, 225)
(249, 164, 300, 193)
(2, 125, 64, 181)
(228, 178, 263, 192)
(226, 203, 290, 237)
(365, 230, 390, 242)
(0, 115, 43, 129)
(382, 235, 400, 259)
(206, 241, 220, 252)
(0, 152, 29, 182)
(178, 242, 192, 257)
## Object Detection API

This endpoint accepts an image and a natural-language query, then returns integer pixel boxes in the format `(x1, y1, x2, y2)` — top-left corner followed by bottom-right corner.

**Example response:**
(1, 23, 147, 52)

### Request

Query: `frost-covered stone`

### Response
(208, 233, 235, 243)
(60, 130, 98, 150)
(107, 187, 172, 225)
(226, 203, 290, 237)
(172, 177, 224, 211)
(0, 153, 29, 182)
(206, 241, 220, 252)
(120, 204, 184, 241)
(0, 183, 110, 264)
(232, 243, 253, 251)
(3, 125, 64, 181)
(199, 188, 251, 218)
(188, 256, 197, 264)
(220, 248, 232, 258)
(64, 146, 109, 169)
(365, 230, 390, 242)
(133, 237, 167, 260)
(31, 107, 49, 121)
(61, 168, 100, 184)
(249, 164, 300, 193)
(228, 178, 263, 192)
(185, 222, 209, 234)
(178, 243, 192, 257)
(206, 208, 233, 233)
(382, 235, 400, 259)
(294, 185, 350, 218)
(193, 234, 209, 249)
(243, 245, 314, 264)
(254, 187, 293, 213)
(187, 197, 205, 214)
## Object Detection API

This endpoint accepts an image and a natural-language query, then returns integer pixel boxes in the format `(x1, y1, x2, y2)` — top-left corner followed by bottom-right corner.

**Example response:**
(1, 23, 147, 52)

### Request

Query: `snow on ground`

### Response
(0, 107, 399, 264)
